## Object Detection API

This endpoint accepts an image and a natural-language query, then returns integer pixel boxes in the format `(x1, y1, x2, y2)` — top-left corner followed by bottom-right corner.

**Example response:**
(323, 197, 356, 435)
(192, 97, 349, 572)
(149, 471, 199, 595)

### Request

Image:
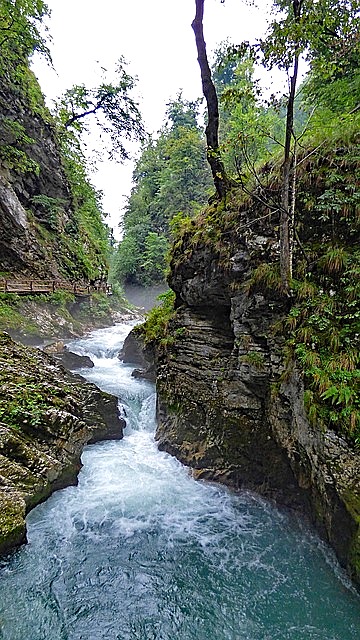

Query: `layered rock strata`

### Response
(146, 220, 360, 586)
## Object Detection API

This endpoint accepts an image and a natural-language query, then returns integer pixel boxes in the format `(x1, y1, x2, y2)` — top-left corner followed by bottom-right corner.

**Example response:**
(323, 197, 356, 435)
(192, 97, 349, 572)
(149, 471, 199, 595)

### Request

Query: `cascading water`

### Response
(0, 323, 359, 640)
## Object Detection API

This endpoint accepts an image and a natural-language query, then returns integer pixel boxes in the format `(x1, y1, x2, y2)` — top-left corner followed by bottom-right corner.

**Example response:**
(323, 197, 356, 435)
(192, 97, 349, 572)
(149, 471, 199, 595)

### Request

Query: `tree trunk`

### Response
(289, 145, 297, 279)
(192, 0, 228, 199)
(280, 76, 295, 291)
(280, 0, 302, 291)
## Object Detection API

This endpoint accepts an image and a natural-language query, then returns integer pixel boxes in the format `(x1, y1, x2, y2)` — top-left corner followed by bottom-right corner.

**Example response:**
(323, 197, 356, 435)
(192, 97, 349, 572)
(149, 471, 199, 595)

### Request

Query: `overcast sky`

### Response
(33, 0, 273, 238)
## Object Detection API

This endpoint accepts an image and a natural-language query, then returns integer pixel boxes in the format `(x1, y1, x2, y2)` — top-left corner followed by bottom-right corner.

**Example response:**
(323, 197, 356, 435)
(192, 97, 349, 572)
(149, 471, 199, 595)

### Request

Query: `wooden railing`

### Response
(0, 279, 112, 296)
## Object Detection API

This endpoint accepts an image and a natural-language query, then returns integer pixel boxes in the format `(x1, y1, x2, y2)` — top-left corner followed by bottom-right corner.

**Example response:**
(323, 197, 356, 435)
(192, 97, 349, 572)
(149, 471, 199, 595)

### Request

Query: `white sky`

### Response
(33, 0, 274, 239)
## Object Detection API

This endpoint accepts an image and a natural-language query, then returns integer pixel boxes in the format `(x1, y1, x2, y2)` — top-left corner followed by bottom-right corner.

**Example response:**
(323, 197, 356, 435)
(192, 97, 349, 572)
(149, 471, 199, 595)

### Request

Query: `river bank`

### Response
(0, 328, 128, 555)
(0, 323, 359, 639)
(0, 285, 164, 555)
(0, 289, 141, 344)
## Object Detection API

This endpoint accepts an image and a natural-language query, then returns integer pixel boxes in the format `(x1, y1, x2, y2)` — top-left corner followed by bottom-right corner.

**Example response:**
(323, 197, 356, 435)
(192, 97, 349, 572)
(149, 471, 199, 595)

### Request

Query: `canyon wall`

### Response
(146, 183, 360, 585)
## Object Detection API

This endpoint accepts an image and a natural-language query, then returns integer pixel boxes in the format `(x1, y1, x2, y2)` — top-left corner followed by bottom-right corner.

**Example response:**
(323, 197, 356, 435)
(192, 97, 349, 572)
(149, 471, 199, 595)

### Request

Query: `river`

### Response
(0, 322, 359, 640)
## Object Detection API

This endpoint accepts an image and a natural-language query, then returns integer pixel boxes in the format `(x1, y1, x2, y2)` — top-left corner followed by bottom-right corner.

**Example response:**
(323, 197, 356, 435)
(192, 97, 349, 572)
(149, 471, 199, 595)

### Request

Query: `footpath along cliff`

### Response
(125, 141, 360, 586)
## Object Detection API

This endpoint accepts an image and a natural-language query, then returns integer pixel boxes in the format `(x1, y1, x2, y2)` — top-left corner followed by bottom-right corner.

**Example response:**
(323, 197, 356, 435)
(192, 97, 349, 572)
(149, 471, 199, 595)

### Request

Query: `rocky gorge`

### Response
(0, 5, 359, 621)
(0, 57, 111, 285)
(124, 155, 360, 587)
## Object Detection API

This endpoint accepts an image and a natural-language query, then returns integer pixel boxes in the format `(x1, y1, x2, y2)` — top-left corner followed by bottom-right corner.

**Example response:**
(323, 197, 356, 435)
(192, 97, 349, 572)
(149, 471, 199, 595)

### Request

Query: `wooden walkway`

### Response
(0, 278, 111, 296)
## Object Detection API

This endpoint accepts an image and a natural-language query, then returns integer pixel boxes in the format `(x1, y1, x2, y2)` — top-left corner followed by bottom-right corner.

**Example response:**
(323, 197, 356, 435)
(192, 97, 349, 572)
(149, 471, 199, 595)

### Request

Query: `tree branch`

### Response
(64, 93, 110, 128)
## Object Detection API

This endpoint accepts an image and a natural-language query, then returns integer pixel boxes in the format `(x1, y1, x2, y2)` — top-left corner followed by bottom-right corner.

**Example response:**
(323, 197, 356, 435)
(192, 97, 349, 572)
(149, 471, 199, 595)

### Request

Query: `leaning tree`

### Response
(192, 0, 229, 199)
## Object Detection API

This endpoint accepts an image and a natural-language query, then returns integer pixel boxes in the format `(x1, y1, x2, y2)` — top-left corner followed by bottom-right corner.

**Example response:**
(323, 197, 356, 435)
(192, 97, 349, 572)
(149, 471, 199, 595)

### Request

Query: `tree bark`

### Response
(280, 0, 302, 291)
(192, 0, 228, 199)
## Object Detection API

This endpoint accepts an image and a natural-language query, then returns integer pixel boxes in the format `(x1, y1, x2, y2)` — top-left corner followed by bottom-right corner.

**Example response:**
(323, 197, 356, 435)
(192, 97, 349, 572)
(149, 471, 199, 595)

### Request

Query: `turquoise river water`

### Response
(0, 323, 359, 639)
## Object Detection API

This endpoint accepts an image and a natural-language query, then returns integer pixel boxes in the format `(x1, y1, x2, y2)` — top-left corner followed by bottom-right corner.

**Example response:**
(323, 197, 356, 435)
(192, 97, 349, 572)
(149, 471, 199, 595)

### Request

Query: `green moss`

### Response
(0, 374, 67, 434)
(244, 262, 283, 295)
(0, 289, 131, 339)
(167, 401, 182, 415)
(341, 489, 360, 583)
(0, 331, 74, 436)
(0, 296, 38, 333)
(0, 291, 77, 336)
(169, 189, 249, 272)
(0, 495, 26, 554)
(135, 289, 176, 346)
(240, 351, 265, 369)
(342, 489, 360, 525)
(348, 528, 360, 585)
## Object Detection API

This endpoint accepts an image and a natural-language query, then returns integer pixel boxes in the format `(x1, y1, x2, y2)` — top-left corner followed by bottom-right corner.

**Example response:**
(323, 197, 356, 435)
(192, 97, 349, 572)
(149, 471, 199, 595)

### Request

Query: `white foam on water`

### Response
(0, 322, 359, 640)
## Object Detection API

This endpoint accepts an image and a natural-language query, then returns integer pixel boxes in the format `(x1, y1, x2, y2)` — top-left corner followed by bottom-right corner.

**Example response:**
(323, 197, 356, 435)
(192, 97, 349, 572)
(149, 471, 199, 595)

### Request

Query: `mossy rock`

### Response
(0, 493, 26, 554)
(342, 488, 360, 585)
(0, 331, 124, 557)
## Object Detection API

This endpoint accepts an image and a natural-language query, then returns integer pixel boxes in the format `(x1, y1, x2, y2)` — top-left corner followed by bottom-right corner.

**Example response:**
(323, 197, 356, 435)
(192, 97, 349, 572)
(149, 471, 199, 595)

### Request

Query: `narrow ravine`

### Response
(0, 323, 359, 640)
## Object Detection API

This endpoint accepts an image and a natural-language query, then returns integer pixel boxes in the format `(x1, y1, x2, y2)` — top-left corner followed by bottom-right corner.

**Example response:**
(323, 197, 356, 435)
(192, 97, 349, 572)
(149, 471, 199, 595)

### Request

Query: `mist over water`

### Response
(0, 323, 359, 640)
(124, 284, 167, 312)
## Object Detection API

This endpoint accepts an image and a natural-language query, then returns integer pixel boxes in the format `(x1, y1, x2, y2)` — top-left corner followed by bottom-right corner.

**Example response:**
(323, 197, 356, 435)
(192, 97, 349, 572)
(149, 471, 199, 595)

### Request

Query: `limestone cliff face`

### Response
(0, 69, 76, 277)
(0, 67, 109, 281)
(152, 192, 360, 585)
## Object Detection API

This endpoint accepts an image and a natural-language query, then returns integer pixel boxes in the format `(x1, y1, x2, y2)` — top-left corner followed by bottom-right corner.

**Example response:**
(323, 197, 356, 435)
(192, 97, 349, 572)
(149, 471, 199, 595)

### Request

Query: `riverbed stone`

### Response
(120, 330, 156, 381)
(54, 348, 94, 370)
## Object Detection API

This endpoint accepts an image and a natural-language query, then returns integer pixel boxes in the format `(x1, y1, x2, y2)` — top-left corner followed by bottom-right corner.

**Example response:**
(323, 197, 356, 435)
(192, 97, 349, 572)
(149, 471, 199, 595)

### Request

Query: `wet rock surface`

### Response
(0, 331, 125, 555)
(120, 330, 156, 382)
(54, 350, 94, 371)
(153, 219, 360, 586)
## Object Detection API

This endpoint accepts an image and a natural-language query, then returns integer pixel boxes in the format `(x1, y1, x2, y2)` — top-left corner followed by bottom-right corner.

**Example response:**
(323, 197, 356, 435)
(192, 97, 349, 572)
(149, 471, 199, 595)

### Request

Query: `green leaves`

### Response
(59, 135, 112, 281)
(289, 241, 360, 441)
(212, 45, 287, 180)
(0, 116, 39, 173)
(55, 58, 144, 163)
(0, 377, 66, 432)
(135, 289, 176, 346)
(260, 0, 360, 73)
(321, 384, 354, 406)
(0, 0, 51, 74)
(112, 96, 212, 286)
(140, 233, 169, 285)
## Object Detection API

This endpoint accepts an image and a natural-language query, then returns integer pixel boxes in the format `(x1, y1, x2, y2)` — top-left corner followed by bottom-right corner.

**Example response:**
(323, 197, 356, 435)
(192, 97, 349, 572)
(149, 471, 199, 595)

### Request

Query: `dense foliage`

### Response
(0, 0, 50, 69)
(164, 0, 360, 443)
(0, 2, 144, 283)
(0, 2, 105, 281)
(53, 57, 144, 281)
(57, 137, 113, 281)
(208, 0, 360, 289)
(134, 289, 176, 346)
(111, 96, 212, 286)
(213, 47, 284, 178)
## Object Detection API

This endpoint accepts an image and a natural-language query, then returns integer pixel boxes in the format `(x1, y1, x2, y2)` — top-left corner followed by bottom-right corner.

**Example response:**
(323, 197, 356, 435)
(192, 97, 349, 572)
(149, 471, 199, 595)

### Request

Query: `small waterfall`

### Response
(0, 323, 359, 640)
